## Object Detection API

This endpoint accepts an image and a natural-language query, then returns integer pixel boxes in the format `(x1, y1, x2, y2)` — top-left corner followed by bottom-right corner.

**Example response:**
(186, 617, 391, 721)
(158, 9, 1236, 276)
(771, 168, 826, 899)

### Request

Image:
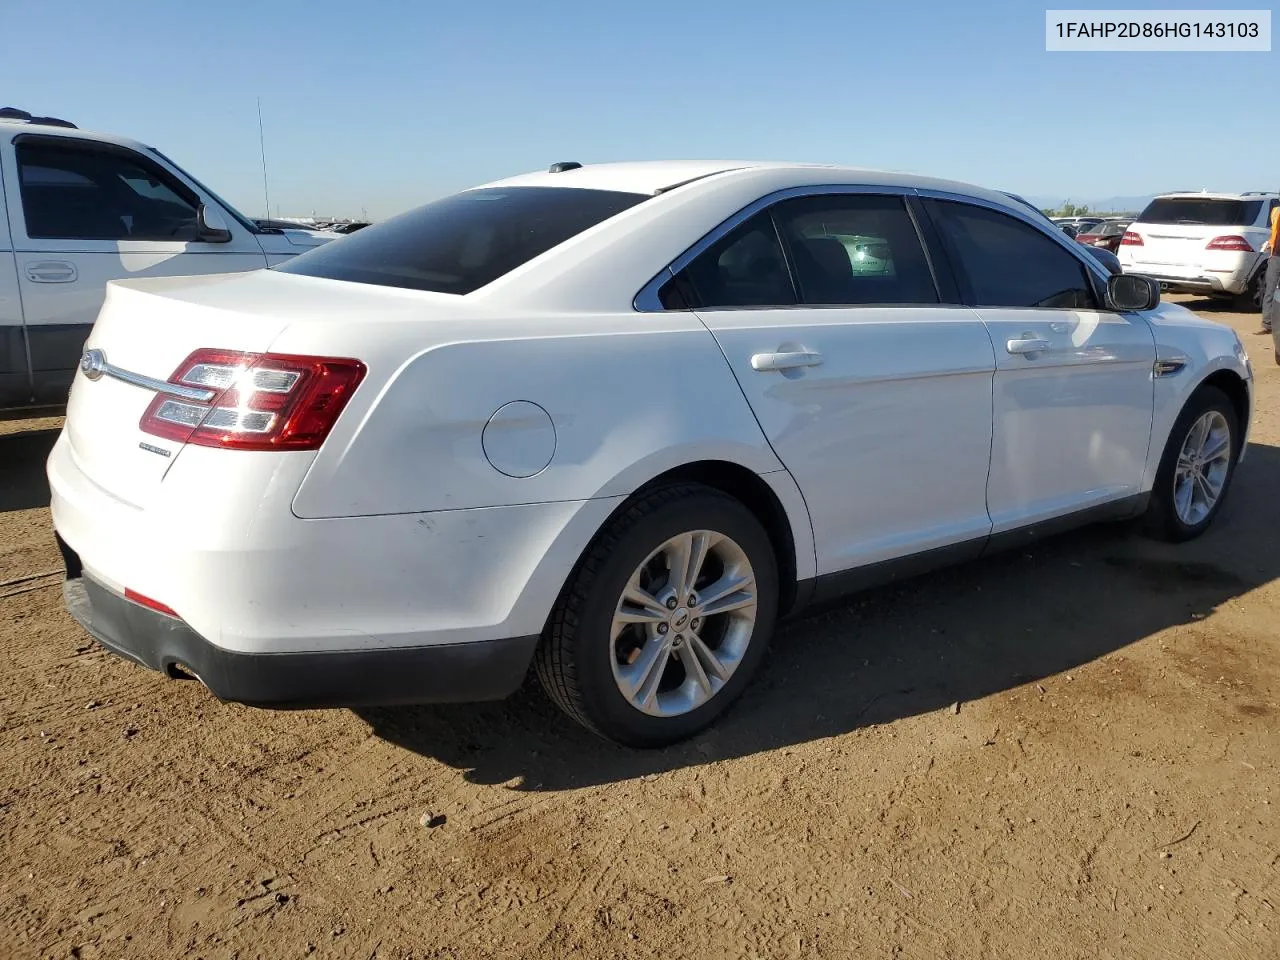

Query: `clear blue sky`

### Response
(4, 0, 1276, 219)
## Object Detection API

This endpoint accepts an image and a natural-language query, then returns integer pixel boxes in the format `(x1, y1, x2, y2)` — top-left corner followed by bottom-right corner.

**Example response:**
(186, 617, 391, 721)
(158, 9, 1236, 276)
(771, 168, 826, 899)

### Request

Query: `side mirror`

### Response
(1107, 273, 1160, 312)
(196, 203, 232, 243)
(1060, 224, 1079, 239)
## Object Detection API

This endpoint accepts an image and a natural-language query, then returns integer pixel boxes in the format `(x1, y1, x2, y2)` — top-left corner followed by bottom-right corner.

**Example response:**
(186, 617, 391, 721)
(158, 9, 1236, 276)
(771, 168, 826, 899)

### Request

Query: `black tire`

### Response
(1143, 385, 1240, 542)
(1234, 265, 1266, 312)
(535, 483, 779, 748)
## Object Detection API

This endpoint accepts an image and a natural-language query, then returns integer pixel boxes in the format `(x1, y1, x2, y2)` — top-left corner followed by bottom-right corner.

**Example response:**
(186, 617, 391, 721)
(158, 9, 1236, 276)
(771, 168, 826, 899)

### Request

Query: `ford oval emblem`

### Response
(80, 348, 106, 381)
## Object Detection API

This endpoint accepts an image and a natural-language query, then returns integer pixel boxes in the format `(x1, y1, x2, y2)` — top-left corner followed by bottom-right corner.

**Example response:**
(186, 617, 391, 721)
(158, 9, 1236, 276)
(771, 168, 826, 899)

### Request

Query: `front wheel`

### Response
(535, 484, 779, 747)
(1143, 385, 1240, 542)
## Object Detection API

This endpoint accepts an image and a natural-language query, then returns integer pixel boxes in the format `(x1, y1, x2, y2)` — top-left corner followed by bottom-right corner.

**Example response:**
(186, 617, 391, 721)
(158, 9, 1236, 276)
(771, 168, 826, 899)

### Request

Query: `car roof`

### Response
(0, 119, 155, 153)
(474, 160, 1021, 207)
(1152, 191, 1280, 200)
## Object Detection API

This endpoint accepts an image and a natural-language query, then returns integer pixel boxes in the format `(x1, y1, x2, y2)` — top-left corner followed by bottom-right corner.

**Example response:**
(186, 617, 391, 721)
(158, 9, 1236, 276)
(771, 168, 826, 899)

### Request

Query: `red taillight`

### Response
(1205, 235, 1253, 252)
(125, 588, 179, 618)
(139, 349, 366, 451)
(1120, 231, 1144, 246)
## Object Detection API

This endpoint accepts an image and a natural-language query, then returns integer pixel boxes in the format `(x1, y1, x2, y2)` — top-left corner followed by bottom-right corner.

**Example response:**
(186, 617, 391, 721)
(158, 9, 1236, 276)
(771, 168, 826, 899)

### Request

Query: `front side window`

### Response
(770, 194, 937, 304)
(277, 187, 647, 295)
(17, 141, 200, 241)
(930, 201, 1097, 309)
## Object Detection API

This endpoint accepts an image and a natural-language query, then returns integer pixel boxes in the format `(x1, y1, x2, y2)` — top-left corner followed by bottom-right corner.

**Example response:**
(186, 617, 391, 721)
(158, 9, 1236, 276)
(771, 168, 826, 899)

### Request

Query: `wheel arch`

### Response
(634, 461, 806, 615)
(1197, 368, 1251, 454)
(543, 460, 814, 634)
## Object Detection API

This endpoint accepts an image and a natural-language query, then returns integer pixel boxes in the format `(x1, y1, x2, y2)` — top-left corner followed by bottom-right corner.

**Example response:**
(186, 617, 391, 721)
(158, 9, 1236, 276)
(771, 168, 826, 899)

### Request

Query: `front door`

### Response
(924, 198, 1156, 533)
(667, 192, 996, 575)
(0, 135, 267, 404)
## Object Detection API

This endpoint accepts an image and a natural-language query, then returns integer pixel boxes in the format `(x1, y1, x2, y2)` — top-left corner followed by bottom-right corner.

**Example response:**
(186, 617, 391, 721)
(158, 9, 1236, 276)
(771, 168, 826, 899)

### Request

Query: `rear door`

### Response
(922, 196, 1155, 532)
(664, 189, 996, 575)
(0, 134, 267, 405)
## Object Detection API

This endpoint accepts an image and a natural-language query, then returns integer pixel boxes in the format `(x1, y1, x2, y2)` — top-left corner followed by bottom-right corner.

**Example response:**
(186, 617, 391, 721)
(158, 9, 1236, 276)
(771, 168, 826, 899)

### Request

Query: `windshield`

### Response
(147, 147, 261, 234)
(276, 186, 649, 295)
(1138, 197, 1262, 226)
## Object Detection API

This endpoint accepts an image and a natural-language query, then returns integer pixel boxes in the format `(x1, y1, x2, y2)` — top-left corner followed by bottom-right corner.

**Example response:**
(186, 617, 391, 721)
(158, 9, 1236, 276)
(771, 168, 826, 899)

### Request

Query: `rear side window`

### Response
(17, 140, 200, 241)
(1137, 197, 1263, 226)
(276, 187, 647, 295)
(770, 194, 937, 304)
(929, 200, 1097, 309)
(664, 212, 796, 309)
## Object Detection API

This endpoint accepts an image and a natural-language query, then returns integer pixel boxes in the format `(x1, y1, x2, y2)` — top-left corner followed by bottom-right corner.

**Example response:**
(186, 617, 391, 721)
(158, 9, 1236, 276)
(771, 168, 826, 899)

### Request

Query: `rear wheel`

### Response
(1143, 386, 1240, 542)
(535, 484, 778, 747)
(1234, 265, 1266, 312)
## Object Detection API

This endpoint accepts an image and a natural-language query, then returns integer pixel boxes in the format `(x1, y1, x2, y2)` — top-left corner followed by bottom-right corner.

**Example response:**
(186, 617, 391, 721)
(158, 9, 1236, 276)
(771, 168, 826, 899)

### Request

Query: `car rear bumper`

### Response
(60, 555, 537, 708)
(47, 430, 621, 658)
(1121, 259, 1258, 295)
(1124, 272, 1230, 295)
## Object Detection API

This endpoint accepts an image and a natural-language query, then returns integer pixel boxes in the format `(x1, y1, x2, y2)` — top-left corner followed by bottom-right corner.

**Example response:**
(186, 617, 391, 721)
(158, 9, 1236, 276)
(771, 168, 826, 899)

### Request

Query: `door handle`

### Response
(751, 350, 824, 372)
(26, 260, 78, 283)
(1006, 337, 1051, 356)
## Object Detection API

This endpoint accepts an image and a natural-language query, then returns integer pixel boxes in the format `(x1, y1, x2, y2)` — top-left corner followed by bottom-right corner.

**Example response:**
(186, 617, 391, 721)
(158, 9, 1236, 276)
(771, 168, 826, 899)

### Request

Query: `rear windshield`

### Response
(276, 186, 648, 295)
(1137, 197, 1262, 226)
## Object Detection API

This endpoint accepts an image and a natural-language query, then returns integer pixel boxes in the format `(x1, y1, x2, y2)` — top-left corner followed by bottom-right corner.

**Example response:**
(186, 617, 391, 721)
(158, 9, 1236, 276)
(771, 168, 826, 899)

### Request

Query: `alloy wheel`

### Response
(1173, 410, 1232, 526)
(609, 530, 757, 718)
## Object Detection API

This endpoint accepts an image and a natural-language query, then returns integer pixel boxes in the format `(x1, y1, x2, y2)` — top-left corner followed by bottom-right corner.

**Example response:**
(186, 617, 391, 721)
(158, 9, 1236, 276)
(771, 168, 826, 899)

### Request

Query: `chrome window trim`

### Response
(633, 183, 921, 312)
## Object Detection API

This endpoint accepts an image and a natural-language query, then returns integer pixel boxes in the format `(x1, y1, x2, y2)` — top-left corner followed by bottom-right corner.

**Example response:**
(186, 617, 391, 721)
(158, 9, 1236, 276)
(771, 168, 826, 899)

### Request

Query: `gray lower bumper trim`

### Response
(63, 574, 537, 709)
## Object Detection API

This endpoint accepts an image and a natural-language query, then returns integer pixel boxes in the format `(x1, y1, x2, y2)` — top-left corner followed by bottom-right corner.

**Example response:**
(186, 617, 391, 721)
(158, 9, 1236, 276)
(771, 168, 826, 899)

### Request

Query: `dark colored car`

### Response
(1076, 220, 1132, 253)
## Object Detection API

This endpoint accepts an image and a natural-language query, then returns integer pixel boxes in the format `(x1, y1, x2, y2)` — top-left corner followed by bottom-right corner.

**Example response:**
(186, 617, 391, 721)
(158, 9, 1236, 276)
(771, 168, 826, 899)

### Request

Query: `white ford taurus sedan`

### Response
(49, 160, 1253, 746)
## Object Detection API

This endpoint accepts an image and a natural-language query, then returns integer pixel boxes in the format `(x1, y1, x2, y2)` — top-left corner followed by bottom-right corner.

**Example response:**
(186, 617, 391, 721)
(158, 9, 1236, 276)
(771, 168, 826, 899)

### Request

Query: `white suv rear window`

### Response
(1137, 198, 1262, 226)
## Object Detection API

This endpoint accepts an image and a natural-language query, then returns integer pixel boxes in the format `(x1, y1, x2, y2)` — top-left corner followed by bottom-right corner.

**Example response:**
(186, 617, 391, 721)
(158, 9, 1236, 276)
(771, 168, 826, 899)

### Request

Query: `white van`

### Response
(0, 110, 332, 413)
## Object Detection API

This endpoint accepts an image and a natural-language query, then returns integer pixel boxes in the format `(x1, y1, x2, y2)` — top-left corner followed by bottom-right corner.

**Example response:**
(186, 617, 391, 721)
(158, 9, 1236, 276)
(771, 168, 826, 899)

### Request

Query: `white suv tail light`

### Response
(1205, 235, 1253, 252)
(1120, 231, 1144, 246)
(139, 349, 366, 451)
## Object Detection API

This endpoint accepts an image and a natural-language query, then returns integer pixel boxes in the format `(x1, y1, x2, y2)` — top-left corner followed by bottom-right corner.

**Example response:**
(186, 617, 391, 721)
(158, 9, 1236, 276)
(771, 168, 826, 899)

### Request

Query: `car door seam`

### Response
(688, 308, 819, 583)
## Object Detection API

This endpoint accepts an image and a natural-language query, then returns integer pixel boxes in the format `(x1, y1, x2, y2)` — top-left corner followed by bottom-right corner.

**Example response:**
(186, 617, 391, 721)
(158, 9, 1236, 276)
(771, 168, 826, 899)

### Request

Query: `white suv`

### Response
(1118, 192, 1279, 310)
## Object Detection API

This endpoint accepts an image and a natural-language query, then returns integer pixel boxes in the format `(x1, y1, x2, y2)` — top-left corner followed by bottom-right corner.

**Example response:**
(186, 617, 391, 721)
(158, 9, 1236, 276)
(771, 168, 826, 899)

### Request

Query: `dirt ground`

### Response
(1, 297, 1277, 960)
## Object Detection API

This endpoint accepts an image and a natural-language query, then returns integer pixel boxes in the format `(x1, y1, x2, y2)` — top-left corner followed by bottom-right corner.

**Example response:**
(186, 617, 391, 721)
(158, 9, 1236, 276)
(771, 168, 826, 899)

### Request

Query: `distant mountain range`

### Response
(1027, 194, 1156, 214)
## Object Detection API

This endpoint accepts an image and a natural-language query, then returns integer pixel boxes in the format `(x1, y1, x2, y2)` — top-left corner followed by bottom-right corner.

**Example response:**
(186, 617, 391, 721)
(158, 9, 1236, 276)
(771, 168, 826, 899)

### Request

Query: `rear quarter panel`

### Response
(278, 312, 790, 518)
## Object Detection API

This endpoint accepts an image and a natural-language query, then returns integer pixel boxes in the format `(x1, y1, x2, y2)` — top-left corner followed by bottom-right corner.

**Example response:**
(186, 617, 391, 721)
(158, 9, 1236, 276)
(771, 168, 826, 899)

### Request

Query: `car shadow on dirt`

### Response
(357, 441, 1280, 791)
(0, 427, 59, 513)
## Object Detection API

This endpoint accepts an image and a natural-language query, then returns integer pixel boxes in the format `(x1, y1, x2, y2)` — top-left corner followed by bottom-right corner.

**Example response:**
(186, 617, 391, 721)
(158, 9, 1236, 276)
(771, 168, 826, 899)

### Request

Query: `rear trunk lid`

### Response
(64, 269, 472, 509)
(65, 274, 289, 507)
